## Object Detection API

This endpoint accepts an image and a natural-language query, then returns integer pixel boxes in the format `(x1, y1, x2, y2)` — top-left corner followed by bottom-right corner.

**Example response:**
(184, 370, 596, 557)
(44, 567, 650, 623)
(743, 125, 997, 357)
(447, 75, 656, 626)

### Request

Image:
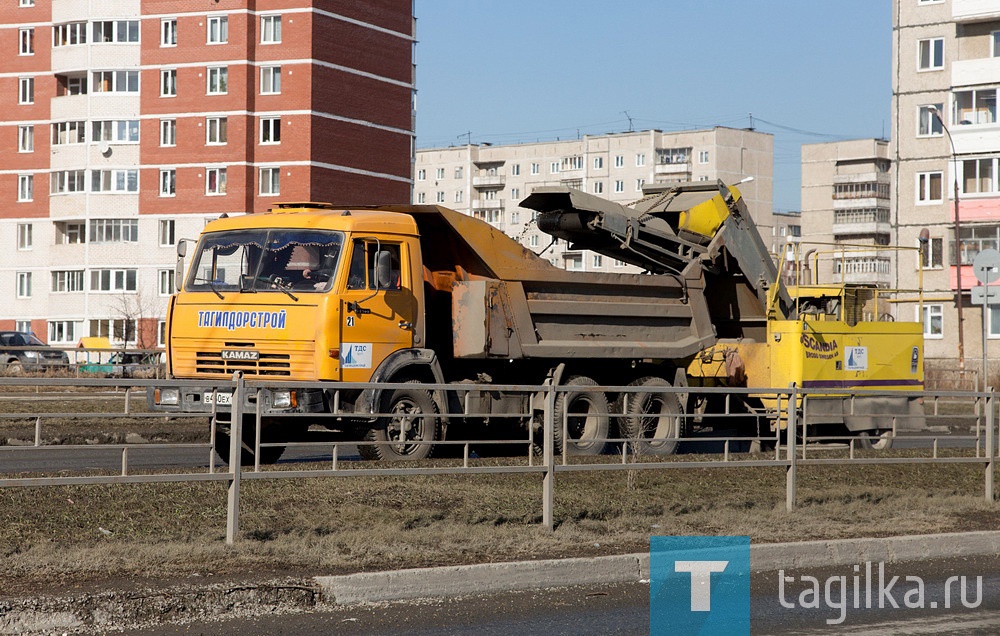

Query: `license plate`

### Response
(204, 391, 233, 406)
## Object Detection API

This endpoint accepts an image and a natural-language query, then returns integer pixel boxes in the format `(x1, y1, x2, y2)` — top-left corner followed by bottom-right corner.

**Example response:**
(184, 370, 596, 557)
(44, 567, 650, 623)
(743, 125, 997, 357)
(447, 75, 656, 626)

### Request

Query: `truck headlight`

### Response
(156, 388, 180, 406)
(272, 390, 296, 409)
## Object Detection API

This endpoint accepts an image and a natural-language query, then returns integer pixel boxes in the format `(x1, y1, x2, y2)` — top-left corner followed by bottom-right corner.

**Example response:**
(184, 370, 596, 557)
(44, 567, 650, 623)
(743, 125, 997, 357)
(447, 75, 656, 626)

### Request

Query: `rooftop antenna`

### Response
(748, 112, 755, 131)
(458, 131, 471, 145)
(623, 111, 634, 132)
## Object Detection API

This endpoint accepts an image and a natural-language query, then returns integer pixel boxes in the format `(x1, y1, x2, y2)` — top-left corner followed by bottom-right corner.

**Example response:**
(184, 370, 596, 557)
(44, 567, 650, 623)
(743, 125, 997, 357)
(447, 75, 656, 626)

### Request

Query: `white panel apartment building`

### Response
(893, 0, 1000, 373)
(414, 128, 775, 272)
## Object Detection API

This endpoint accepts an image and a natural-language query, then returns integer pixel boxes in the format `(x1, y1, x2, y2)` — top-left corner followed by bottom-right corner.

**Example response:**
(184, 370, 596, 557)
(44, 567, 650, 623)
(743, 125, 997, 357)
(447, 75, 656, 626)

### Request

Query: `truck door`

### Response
(340, 239, 416, 381)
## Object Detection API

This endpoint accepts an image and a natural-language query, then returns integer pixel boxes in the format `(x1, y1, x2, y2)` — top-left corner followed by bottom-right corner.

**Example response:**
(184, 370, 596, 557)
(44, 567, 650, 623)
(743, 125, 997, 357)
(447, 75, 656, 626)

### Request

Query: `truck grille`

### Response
(195, 351, 291, 376)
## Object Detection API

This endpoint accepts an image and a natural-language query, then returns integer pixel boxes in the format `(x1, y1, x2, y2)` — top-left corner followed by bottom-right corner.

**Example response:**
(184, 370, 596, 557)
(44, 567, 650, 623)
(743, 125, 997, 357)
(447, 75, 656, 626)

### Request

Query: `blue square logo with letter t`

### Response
(650, 536, 750, 635)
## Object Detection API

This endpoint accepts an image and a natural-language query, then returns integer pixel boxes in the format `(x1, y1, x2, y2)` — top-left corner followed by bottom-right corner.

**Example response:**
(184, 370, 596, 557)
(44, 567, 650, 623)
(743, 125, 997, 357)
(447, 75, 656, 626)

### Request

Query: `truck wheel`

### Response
(214, 416, 287, 466)
(856, 429, 893, 450)
(620, 377, 684, 456)
(553, 376, 609, 456)
(359, 381, 439, 461)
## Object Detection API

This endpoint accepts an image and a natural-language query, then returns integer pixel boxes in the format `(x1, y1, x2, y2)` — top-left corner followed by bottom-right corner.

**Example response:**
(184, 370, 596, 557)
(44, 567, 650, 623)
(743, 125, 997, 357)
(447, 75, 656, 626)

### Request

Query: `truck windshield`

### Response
(186, 229, 345, 293)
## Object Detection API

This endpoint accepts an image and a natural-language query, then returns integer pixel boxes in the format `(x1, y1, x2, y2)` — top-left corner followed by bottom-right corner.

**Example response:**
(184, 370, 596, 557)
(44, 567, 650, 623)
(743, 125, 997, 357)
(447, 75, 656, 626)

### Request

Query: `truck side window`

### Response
(347, 241, 367, 290)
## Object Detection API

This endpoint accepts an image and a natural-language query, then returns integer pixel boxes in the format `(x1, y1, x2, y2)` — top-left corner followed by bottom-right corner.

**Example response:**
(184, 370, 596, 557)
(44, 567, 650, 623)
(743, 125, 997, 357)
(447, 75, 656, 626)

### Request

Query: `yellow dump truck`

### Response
(149, 181, 923, 462)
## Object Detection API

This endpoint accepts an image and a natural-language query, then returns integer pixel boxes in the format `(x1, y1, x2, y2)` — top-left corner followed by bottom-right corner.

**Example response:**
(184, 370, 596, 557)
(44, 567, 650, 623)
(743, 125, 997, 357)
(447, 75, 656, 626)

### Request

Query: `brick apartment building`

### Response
(0, 0, 414, 348)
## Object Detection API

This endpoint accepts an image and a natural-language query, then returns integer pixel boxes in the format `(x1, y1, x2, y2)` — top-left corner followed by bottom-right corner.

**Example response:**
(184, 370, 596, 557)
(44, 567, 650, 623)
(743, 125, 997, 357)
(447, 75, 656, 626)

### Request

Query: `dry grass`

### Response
(2, 458, 998, 598)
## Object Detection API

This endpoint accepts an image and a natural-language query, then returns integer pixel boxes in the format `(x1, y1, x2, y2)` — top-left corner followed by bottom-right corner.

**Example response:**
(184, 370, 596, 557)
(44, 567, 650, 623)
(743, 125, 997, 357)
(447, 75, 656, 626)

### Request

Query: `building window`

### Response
(916, 172, 943, 203)
(260, 117, 280, 144)
(50, 170, 86, 194)
(594, 156, 604, 169)
(64, 75, 87, 95)
(549, 162, 559, 174)
(161, 18, 177, 46)
(159, 169, 176, 197)
(511, 211, 520, 224)
(17, 125, 33, 152)
(416, 192, 426, 203)
(529, 234, 539, 248)
(207, 15, 228, 44)
(592, 254, 603, 268)
(17, 175, 33, 202)
(17, 224, 32, 250)
(91, 169, 139, 193)
(511, 164, 520, 176)
(91, 319, 137, 344)
(19, 0, 34, 6)
(206, 116, 227, 144)
(161, 69, 177, 97)
(157, 321, 167, 347)
(92, 120, 139, 143)
(436, 191, 445, 203)
(19, 28, 34, 55)
(614, 180, 624, 193)
(90, 269, 137, 292)
(207, 66, 228, 94)
(18, 77, 34, 104)
(657, 147, 691, 165)
(259, 167, 280, 195)
(614, 155, 624, 168)
(635, 178, 645, 191)
(961, 158, 995, 194)
(51, 270, 84, 292)
(918, 37, 944, 71)
(56, 222, 86, 244)
(919, 237, 943, 269)
(416, 169, 426, 181)
(454, 166, 463, 179)
(48, 321, 77, 344)
(53, 22, 87, 47)
(511, 187, 520, 199)
(158, 269, 175, 296)
(918, 104, 944, 136)
(92, 20, 139, 43)
(261, 15, 282, 43)
(90, 219, 138, 242)
(52, 121, 86, 145)
(206, 167, 227, 195)
(956, 225, 1000, 266)
(699, 150, 710, 164)
(159, 219, 176, 246)
(636, 153, 646, 167)
(953, 88, 996, 126)
(93, 70, 139, 93)
(16, 272, 31, 298)
(530, 163, 539, 175)
(260, 66, 281, 94)
(593, 181, 604, 194)
(921, 304, 943, 339)
(160, 119, 176, 146)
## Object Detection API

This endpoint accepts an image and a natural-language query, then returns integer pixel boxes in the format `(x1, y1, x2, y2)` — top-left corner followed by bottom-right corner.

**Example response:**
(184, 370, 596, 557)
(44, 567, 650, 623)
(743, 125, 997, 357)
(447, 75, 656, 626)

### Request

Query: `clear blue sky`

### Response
(412, 0, 891, 213)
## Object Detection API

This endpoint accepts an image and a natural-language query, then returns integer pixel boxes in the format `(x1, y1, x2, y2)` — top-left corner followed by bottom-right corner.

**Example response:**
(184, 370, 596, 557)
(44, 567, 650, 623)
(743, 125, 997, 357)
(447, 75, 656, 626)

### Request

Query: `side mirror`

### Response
(375, 250, 392, 289)
(175, 240, 187, 292)
(176, 239, 187, 258)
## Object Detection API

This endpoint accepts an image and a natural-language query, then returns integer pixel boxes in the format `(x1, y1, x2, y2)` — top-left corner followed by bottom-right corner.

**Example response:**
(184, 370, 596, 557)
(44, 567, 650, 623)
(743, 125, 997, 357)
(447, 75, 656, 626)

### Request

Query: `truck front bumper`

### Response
(147, 384, 326, 416)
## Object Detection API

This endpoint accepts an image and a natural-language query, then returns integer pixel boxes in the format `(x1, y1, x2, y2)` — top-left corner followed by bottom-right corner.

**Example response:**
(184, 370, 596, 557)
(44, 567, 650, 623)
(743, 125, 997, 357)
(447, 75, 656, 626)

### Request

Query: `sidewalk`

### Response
(4, 531, 1000, 634)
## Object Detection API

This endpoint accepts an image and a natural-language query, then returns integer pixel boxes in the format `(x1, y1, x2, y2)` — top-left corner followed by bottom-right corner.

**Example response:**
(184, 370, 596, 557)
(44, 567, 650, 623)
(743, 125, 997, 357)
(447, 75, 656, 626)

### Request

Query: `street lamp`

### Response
(927, 105, 965, 375)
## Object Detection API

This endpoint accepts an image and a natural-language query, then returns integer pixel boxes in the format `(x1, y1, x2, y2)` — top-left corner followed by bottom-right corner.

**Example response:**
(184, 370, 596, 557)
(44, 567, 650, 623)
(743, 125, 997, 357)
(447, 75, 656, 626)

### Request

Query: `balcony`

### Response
(832, 257, 893, 286)
(953, 0, 1000, 22)
(654, 162, 690, 176)
(952, 57, 1000, 89)
(472, 198, 504, 211)
(472, 173, 505, 189)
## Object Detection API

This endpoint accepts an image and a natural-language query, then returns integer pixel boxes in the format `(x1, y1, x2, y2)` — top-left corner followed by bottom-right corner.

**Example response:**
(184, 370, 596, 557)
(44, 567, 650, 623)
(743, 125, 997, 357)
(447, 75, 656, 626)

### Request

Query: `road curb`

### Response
(315, 530, 1000, 605)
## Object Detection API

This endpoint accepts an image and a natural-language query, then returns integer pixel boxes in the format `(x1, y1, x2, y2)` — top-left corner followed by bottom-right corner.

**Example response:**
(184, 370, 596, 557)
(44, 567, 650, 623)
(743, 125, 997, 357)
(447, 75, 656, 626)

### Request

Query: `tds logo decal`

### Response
(340, 343, 372, 369)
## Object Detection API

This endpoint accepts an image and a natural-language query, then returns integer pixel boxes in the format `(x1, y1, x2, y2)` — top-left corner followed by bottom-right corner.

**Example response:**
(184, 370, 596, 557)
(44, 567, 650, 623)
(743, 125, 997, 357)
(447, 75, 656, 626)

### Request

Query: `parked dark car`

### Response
(0, 331, 70, 374)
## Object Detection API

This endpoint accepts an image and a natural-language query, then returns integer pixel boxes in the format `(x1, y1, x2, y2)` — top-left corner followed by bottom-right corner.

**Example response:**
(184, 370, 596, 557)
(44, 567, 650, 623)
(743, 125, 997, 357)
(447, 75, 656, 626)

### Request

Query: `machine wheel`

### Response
(359, 381, 439, 461)
(856, 428, 894, 450)
(214, 416, 288, 466)
(553, 376, 609, 456)
(619, 376, 685, 456)
(5, 359, 23, 376)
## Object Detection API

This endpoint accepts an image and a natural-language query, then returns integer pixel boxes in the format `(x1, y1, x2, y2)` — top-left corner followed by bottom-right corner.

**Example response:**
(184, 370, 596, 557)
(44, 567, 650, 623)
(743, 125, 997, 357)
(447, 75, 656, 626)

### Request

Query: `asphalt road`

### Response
(130, 555, 1000, 635)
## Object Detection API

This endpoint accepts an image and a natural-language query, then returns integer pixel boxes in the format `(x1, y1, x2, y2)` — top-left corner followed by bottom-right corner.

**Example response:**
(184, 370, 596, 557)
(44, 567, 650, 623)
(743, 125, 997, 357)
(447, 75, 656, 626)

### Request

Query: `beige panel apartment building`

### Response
(414, 127, 774, 272)
(893, 0, 1000, 373)
(800, 139, 894, 288)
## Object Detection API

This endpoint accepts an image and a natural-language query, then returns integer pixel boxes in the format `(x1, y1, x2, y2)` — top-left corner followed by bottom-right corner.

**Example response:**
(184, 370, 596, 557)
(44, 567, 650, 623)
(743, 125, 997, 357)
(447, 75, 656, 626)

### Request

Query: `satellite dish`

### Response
(98, 142, 112, 157)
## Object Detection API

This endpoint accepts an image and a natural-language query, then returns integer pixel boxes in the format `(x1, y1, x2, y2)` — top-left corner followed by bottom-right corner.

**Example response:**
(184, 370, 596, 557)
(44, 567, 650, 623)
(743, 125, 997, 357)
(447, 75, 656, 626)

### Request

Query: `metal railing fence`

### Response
(0, 375, 995, 544)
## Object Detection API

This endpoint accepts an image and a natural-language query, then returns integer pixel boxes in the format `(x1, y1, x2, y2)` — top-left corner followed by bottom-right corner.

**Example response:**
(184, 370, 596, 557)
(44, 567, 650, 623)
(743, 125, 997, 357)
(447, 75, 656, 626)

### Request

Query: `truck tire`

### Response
(359, 381, 439, 461)
(5, 359, 22, 376)
(553, 376, 609, 456)
(214, 416, 287, 466)
(620, 376, 684, 456)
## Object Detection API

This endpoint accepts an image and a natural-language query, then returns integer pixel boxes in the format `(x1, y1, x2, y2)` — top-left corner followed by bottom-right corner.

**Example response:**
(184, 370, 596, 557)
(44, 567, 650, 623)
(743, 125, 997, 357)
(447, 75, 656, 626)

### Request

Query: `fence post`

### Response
(987, 388, 995, 502)
(542, 378, 555, 531)
(786, 385, 798, 512)
(226, 372, 245, 545)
